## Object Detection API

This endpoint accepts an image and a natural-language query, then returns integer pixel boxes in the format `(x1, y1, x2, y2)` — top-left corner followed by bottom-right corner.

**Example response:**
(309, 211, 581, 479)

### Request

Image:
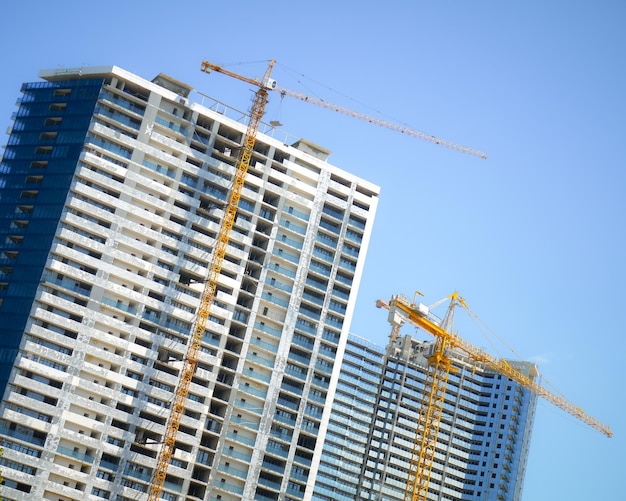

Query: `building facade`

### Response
(0, 66, 380, 501)
(314, 334, 538, 501)
(312, 334, 384, 501)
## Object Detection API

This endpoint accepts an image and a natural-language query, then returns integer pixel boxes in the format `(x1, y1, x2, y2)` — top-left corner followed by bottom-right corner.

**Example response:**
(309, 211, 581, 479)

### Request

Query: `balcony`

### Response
(261, 292, 290, 308)
(277, 234, 303, 250)
(217, 462, 249, 480)
(285, 206, 310, 222)
(56, 445, 94, 464)
(100, 296, 137, 315)
(239, 383, 268, 400)
(254, 322, 282, 338)
(225, 431, 256, 448)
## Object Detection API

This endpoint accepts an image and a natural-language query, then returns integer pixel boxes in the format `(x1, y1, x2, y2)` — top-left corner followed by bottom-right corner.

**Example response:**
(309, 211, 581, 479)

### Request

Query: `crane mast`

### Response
(403, 293, 464, 501)
(377, 293, 612, 501)
(147, 60, 275, 500)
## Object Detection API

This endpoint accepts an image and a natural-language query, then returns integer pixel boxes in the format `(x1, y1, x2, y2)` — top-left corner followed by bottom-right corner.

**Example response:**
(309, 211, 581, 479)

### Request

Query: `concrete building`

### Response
(0, 66, 379, 501)
(314, 334, 538, 501)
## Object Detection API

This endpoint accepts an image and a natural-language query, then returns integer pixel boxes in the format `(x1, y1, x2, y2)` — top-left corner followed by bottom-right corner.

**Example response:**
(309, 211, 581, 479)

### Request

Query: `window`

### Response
(11, 220, 29, 229)
(40, 131, 58, 140)
(126, 370, 143, 381)
(96, 470, 113, 480)
(49, 102, 67, 111)
(20, 190, 38, 199)
(323, 204, 344, 219)
(44, 117, 62, 126)
(348, 215, 366, 230)
(35, 146, 53, 155)
(53, 88, 72, 97)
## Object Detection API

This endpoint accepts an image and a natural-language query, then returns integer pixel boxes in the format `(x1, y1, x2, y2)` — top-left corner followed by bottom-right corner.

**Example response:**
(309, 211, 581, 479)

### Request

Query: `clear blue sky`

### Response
(1, 1, 624, 499)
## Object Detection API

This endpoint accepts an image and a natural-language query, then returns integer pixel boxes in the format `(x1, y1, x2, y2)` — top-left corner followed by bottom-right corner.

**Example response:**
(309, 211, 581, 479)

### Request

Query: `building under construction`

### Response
(0, 65, 379, 501)
(312, 333, 538, 501)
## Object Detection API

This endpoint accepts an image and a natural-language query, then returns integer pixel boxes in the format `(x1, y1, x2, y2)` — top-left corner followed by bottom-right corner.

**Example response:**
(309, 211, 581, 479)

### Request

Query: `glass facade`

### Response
(0, 78, 102, 392)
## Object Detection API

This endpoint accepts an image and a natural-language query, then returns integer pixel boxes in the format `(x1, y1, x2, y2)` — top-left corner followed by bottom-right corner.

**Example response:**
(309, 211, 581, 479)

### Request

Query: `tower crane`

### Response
(376, 292, 612, 501)
(148, 59, 485, 498)
(201, 61, 487, 159)
(146, 60, 276, 500)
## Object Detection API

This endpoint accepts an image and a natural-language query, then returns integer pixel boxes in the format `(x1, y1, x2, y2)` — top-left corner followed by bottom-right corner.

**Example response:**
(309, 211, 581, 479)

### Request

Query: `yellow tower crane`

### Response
(148, 59, 486, 498)
(147, 60, 276, 500)
(376, 292, 612, 501)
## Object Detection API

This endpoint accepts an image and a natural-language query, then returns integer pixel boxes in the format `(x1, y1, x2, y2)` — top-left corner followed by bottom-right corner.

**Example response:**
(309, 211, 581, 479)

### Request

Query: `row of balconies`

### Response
(48, 98, 356, 500)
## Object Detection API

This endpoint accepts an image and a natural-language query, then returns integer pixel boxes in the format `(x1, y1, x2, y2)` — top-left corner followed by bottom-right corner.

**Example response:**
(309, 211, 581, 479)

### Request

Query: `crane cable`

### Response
(461, 305, 572, 403)
(276, 61, 436, 138)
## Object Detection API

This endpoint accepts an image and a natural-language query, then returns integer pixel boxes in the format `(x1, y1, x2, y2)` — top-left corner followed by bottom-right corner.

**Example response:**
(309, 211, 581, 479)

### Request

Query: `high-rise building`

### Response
(312, 334, 384, 501)
(0, 66, 380, 501)
(314, 334, 538, 501)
